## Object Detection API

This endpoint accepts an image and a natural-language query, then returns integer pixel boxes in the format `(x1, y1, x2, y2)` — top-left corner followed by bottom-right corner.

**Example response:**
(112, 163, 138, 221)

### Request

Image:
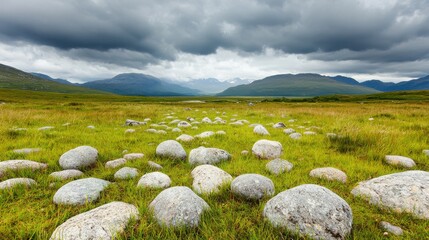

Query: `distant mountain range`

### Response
(1, 63, 428, 96)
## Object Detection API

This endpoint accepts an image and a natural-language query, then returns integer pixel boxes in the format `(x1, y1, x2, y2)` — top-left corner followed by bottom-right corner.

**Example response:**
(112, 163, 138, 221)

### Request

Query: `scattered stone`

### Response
(288, 119, 295, 123)
(189, 147, 231, 165)
(114, 167, 139, 180)
(50, 201, 139, 240)
(0, 160, 47, 177)
(53, 178, 110, 205)
(59, 146, 98, 170)
(326, 133, 337, 139)
(148, 161, 163, 170)
(273, 122, 286, 128)
(368, 117, 374, 121)
(303, 131, 316, 135)
(380, 221, 403, 236)
(123, 153, 144, 161)
(241, 150, 249, 155)
(50, 170, 84, 180)
(176, 134, 195, 142)
(137, 172, 171, 189)
(351, 170, 429, 219)
(309, 167, 347, 183)
(149, 186, 210, 227)
(253, 125, 270, 135)
(144, 118, 151, 122)
(178, 121, 192, 128)
(283, 128, 296, 134)
(105, 158, 127, 169)
(385, 155, 416, 168)
(87, 125, 95, 129)
(423, 150, 429, 157)
(146, 129, 157, 133)
(191, 121, 200, 125)
(13, 148, 41, 154)
(231, 174, 275, 200)
(216, 130, 226, 135)
(156, 130, 167, 135)
(195, 131, 215, 138)
(252, 139, 282, 159)
(0, 178, 36, 189)
(266, 159, 293, 175)
(289, 132, 302, 140)
(39, 126, 54, 131)
(191, 165, 232, 194)
(62, 123, 71, 126)
(191, 126, 199, 130)
(125, 119, 146, 126)
(202, 117, 212, 124)
(230, 121, 244, 126)
(172, 128, 181, 132)
(248, 102, 254, 106)
(125, 129, 135, 133)
(156, 140, 187, 160)
(264, 184, 353, 240)
(169, 120, 181, 125)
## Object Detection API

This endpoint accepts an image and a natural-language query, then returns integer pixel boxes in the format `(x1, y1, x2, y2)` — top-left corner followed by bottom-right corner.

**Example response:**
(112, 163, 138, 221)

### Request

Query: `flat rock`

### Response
(191, 165, 232, 194)
(13, 148, 41, 154)
(195, 131, 215, 138)
(351, 170, 429, 219)
(264, 184, 353, 240)
(253, 125, 270, 135)
(105, 158, 127, 169)
(309, 167, 347, 183)
(231, 174, 275, 200)
(189, 147, 231, 165)
(149, 186, 210, 227)
(50, 170, 84, 180)
(156, 140, 187, 160)
(123, 153, 144, 160)
(252, 139, 282, 159)
(176, 134, 194, 142)
(266, 159, 293, 175)
(125, 119, 146, 126)
(50, 201, 139, 240)
(59, 146, 98, 170)
(177, 121, 192, 128)
(289, 132, 302, 140)
(53, 178, 110, 205)
(283, 128, 296, 134)
(384, 155, 416, 168)
(0, 178, 36, 189)
(114, 167, 139, 180)
(137, 172, 171, 189)
(0, 160, 47, 177)
(148, 161, 163, 170)
(380, 221, 403, 236)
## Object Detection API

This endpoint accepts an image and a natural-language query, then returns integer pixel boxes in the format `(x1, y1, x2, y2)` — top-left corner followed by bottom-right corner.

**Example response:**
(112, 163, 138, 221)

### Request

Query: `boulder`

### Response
(148, 161, 163, 170)
(53, 178, 110, 205)
(283, 128, 296, 134)
(50, 170, 84, 180)
(273, 122, 286, 128)
(231, 174, 275, 200)
(191, 165, 233, 194)
(289, 132, 302, 140)
(105, 158, 127, 169)
(156, 140, 187, 160)
(125, 119, 146, 126)
(264, 184, 353, 240)
(195, 131, 215, 138)
(189, 147, 231, 165)
(114, 167, 139, 180)
(253, 125, 270, 135)
(309, 167, 347, 183)
(380, 221, 403, 236)
(384, 155, 416, 168)
(177, 121, 192, 128)
(123, 153, 144, 161)
(176, 134, 194, 142)
(59, 146, 98, 170)
(266, 159, 293, 175)
(137, 172, 171, 189)
(0, 160, 47, 177)
(0, 178, 36, 189)
(252, 140, 282, 159)
(201, 117, 212, 124)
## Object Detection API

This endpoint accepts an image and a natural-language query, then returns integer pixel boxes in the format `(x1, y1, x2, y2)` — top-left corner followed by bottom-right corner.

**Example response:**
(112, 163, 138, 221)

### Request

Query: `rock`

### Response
(0, 160, 47, 177)
(326, 133, 337, 139)
(146, 129, 157, 133)
(385, 155, 416, 168)
(178, 121, 192, 128)
(137, 172, 171, 189)
(231, 174, 275, 200)
(105, 158, 127, 169)
(189, 147, 231, 166)
(380, 221, 403, 236)
(273, 122, 286, 128)
(252, 139, 282, 159)
(253, 125, 270, 135)
(149, 186, 210, 227)
(172, 128, 181, 132)
(50, 170, 84, 180)
(303, 131, 316, 135)
(125, 119, 146, 126)
(123, 153, 144, 161)
(169, 120, 181, 125)
(13, 148, 41, 154)
(202, 117, 212, 124)
(351, 170, 429, 219)
(230, 121, 244, 126)
(50, 201, 139, 240)
(176, 134, 195, 142)
(156, 140, 187, 160)
(283, 128, 295, 134)
(264, 184, 353, 240)
(423, 149, 429, 157)
(148, 161, 163, 170)
(114, 167, 139, 180)
(156, 130, 167, 135)
(191, 126, 199, 130)
(368, 117, 374, 121)
(144, 118, 151, 122)
(266, 159, 293, 175)
(288, 119, 295, 123)
(216, 130, 226, 135)
(125, 129, 135, 133)
(309, 167, 347, 183)
(241, 150, 249, 155)
(87, 125, 95, 129)
(62, 123, 71, 126)
(195, 131, 215, 138)
(38, 126, 54, 131)
(0, 178, 36, 189)
(289, 132, 302, 140)
(191, 165, 233, 194)
(59, 146, 98, 170)
(53, 178, 110, 205)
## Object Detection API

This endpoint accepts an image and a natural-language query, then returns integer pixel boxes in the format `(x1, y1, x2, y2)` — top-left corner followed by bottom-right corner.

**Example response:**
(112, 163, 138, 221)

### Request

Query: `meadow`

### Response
(0, 89, 428, 239)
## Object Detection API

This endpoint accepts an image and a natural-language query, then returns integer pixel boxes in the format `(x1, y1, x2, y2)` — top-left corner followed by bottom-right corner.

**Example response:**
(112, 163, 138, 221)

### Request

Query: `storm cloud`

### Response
(0, 0, 428, 81)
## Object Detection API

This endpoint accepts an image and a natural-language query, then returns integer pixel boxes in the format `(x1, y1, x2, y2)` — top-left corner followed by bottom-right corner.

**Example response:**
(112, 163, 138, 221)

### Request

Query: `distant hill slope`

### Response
(361, 75, 429, 91)
(330, 75, 361, 85)
(31, 72, 73, 85)
(82, 73, 201, 96)
(218, 73, 380, 96)
(0, 63, 107, 94)
(180, 78, 251, 94)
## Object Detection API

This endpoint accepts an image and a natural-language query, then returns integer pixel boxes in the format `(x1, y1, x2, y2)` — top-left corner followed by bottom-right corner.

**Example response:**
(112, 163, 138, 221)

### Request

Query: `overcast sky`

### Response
(1, 0, 428, 83)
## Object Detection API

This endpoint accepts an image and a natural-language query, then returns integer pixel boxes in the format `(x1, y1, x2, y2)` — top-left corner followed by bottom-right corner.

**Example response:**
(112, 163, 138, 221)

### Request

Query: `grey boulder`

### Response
(309, 167, 347, 183)
(0, 160, 47, 177)
(59, 146, 98, 170)
(50, 170, 84, 180)
(266, 159, 293, 175)
(253, 125, 270, 135)
(0, 178, 36, 189)
(231, 174, 275, 200)
(289, 132, 302, 140)
(114, 167, 139, 180)
(156, 140, 187, 160)
(252, 139, 282, 159)
(105, 158, 127, 169)
(189, 147, 231, 165)
(384, 155, 416, 168)
(380, 221, 403, 236)
(53, 178, 110, 205)
(191, 165, 232, 194)
(137, 172, 171, 189)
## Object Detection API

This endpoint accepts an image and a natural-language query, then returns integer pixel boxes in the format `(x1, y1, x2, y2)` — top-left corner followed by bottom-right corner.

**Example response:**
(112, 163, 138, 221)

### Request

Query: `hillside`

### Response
(31, 72, 73, 85)
(218, 73, 380, 96)
(82, 73, 200, 96)
(0, 63, 107, 94)
(361, 75, 429, 91)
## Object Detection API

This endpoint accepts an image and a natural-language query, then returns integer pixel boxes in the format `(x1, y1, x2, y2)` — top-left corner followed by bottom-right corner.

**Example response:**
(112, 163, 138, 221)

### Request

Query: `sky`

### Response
(0, 0, 428, 83)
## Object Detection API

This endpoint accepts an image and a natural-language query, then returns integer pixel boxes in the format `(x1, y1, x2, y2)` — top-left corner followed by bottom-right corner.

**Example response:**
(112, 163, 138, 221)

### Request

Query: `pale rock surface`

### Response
(59, 146, 98, 170)
(191, 165, 232, 194)
(252, 140, 282, 159)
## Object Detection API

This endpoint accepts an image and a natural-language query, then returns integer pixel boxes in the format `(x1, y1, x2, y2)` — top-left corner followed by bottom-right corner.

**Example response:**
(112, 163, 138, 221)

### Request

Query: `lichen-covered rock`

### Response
(253, 125, 270, 135)
(289, 132, 302, 140)
(231, 174, 275, 200)
(189, 147, 231, 166)
(0, 178, 36, 189)
(191, 165, 232, 194)
(252, 140, 282, 159)
(156, 140, 187, 160)
(176, 134, 194, 142)
(384, 155, 416, 168)
(123, 153, 144, 161)
(283, 128, 296, 134)
(148, 161, 163, 170)
(266, 159, 293, 175)
(195, 131, 215, 138)
(149, 186, 209, 227)
(53, 178, 110, 205)
(59, 146, 98, 170)
(0, 160, 47, 177)
(50, 170, 84, 180)
(105, 158, 127, 169)
(380, 221, 403, 236)
(50, 201, 139, 240)
(309, 167, 347, 183)
(273, 122, 286, 128)
(351, 170, 429, 219)
(137, 172, 171, 189)
(178, 121, 192, 128)
(264, 184, 353, 240)
(114, 167, 139, 180)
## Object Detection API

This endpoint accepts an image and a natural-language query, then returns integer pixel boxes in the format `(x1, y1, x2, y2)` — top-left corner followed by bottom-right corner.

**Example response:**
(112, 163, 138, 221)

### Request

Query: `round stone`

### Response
(53, 178, 110, 205)
(156, 140, 187, 160)
(252, 139, 282, 159)
(253, 125, 270, 135)
(114, 167, 139, 180)
(266, 159, 293, 175)
(384, 155, 416, 168)
(189, 147, 231, 166)
(231, 174, 275, 200)
(191, 165, 232, 194)
(309, 167, 347, 183)
(137, 172, 171, 189)
(50, 170, 84, 180)
(59, 146, 98, 170)
(0, 178, 36, 189)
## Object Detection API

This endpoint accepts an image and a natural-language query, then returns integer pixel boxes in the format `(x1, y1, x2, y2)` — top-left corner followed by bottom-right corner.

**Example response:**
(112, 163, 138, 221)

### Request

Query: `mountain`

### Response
(0, 63, 107, 94)
(180, 78, 251, 94)
(360, 80, 396, 91)
(82, 73, 200, 96)
(31, 72, 73, 85)
(361, 75, 429, 92)
(330, 75, 360, 85)
(218, 73, 380, 96)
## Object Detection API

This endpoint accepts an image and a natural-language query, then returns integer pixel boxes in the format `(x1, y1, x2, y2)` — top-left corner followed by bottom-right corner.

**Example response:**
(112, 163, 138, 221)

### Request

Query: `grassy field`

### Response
(0, 89, 428, 239)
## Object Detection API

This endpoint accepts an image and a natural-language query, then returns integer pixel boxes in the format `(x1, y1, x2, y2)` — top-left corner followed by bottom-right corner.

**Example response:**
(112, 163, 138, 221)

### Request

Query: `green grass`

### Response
(0, 90, 428, 239)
